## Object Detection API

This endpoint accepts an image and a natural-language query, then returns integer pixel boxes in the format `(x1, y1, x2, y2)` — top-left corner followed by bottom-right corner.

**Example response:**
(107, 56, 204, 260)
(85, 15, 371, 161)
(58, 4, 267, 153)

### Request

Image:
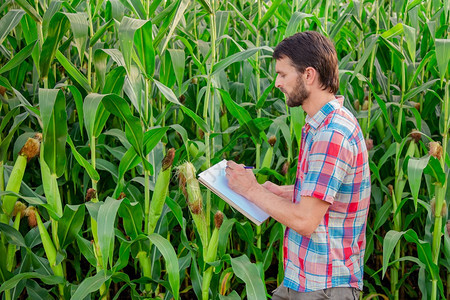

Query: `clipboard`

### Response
(198, 160, 270, 225)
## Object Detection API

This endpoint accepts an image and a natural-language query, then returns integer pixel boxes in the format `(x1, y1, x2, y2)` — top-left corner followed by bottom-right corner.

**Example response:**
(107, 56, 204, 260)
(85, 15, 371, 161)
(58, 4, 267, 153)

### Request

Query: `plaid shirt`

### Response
(283, 97, 370, 292)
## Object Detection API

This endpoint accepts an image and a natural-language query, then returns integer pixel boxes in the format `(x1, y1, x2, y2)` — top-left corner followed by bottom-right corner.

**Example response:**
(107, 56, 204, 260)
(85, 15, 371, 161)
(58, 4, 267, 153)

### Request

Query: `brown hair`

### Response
(273, 31, 339, 94)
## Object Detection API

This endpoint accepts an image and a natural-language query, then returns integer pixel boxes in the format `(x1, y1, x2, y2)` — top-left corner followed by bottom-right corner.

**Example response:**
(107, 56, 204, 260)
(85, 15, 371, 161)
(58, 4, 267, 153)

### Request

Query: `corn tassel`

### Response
(147, 148, 175, 235)
(34, 208, 64, 297)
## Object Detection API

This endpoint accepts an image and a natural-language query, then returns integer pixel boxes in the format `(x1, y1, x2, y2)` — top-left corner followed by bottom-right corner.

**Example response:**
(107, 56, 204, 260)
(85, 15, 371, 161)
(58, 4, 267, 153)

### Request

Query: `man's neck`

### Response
(302, 90, 336, 117)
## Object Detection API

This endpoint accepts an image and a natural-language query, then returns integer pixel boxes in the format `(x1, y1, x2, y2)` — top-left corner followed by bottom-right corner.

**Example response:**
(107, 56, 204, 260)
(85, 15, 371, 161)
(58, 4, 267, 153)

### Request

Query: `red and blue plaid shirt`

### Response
(283, 97, 370, 292)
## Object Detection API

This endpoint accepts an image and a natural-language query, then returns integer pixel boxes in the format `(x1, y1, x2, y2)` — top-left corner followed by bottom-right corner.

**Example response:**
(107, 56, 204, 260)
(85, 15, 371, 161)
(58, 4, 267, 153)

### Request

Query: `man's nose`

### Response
(275, 77, 282, 88)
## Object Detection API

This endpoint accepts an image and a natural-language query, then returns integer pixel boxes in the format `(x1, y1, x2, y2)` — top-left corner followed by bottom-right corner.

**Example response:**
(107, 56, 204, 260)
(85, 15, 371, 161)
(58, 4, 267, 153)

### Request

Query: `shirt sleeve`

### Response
(300, 129, 354, 204)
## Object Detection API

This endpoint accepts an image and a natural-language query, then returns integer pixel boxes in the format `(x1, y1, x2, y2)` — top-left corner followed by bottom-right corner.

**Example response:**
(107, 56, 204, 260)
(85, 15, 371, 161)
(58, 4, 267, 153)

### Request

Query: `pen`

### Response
(244, 166, 254, 169)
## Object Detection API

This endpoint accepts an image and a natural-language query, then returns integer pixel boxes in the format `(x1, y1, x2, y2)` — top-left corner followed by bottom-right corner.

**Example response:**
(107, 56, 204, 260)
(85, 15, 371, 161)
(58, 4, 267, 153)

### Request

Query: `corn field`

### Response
(0, 0, 449, 299)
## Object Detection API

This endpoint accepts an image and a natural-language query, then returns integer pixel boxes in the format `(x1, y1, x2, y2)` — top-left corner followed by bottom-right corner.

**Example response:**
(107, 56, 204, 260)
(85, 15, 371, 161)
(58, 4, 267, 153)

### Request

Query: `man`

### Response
(226, 31, 370, 299)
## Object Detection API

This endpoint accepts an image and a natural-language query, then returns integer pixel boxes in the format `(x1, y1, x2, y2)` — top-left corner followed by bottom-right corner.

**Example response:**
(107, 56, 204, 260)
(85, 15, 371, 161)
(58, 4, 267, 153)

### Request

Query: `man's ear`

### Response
(304, 67, 316, 85)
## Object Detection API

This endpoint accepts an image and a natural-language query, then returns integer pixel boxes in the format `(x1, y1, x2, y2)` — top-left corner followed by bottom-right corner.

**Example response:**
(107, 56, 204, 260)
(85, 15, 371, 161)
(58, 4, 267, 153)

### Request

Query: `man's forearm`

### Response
(278, 185, 294, 200)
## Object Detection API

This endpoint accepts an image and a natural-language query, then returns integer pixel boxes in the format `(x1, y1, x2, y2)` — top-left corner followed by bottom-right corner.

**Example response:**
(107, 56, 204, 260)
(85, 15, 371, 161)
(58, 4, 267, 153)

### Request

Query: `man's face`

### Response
(275, 57, 310, 107)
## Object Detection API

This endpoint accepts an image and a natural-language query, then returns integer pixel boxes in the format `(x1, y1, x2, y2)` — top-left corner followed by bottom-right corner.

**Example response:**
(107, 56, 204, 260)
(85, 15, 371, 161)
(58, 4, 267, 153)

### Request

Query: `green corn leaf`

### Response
(218, 218, 235, 258)
(424, 156, 446, 184)
(40, 159, 63, 217)
(98, 197, 123, 269)
(39, 89, 67, 177)
(71, 270, 112, 300)
(228, 3, 256, 36)
(102, 94, 144, 158)
(403, 229, 440, 290)
(407, 155, 430, 210)
(0, 75, 12, 90)
(435, 39, 450, 80)
(379, 36, 405, 60)
(180, 106, 208, 133)
(96, 158, 119, 182)
(212, 46, 272, 76)
(39, 13, 70, 79)
(382, 230, 404, 278)
(350, 35, 378, 82)
(26, 279, 52, 299)
(285, 12, 313, 38)
(0, 272, 64, 293)
(55, 50, 91, 92)
(0, 10, 25, 46)
(103, 66, 126, 94)
(63, 12, 88, 65)
(148, 233, 180, 300)
(134, 21, 155, 78)
(409, 50, 434, 89)
(219, 291, 241, 300)
(258, 0, 283, 29)
(196, 0, 212, 13)
(148, 0, 163, 17)
(90, 19, 113, 47)
(168, 49, 185, 89)
(67, 86, 84, 139)
(230, 255, 266, 300)
(143, 127, 170, 155)
(153, 5, 178, 48)
(153, 79, 181, 105)
(329, 11, 352, 39)
(0, 107, 19, 136)
(256, 80, 275, 110)
(403, 79, 438, 102)
(83, 93, 111, 141)
(160, 0, 190, 54)
(75, 234, 97, 267)
(57, 204, 85, 249)
(102, 49, 126, 67)
(381, 23, 404, 39)
(14, 0, 41, 23)
(218, 89, 251, 124)
(403, 24, 416, 63)
(0, 223, 26, 248)
(0, 41, 36, 75)
(0, 111, 28, 162)
(373, 200, 393, 231)
(118, 17, 148, 74)
(116, 148, 143, 195)
(93, 49, 108, 90)
(216, 11, 229, 38)
(70, 147, 99, 182)
(41, 0, 62, 38)
(118, 198, 143, 239)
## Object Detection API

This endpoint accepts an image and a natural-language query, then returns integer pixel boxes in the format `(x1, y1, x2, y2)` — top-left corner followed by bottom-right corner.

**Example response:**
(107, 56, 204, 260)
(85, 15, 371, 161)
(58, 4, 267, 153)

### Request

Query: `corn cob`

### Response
(147, 148, 175, 235)
(202, 211, 223, 300)
(178, 162, 208, 249)
(1, 135, 41, 221)
(34, 208, 64, 297)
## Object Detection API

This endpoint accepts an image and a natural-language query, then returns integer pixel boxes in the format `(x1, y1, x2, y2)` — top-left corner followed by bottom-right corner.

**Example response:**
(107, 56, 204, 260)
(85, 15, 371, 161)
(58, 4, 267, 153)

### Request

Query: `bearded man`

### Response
(226, 31, 370, 300)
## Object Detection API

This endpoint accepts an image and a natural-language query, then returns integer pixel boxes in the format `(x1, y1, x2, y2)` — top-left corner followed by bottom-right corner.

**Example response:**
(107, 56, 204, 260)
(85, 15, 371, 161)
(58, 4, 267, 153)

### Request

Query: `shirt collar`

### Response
(305, 96, 344, 130)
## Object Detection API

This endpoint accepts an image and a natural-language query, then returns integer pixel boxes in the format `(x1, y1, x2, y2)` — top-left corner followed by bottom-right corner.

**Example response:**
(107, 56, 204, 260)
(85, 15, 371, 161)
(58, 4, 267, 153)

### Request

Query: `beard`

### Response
(286, 76, 310, 107)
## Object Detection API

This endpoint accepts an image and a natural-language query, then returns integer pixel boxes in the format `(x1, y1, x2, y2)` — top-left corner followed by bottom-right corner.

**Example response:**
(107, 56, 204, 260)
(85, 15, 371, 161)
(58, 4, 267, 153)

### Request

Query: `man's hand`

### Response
(225, 160, 260, 199)
(261, 181, 294, 200)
